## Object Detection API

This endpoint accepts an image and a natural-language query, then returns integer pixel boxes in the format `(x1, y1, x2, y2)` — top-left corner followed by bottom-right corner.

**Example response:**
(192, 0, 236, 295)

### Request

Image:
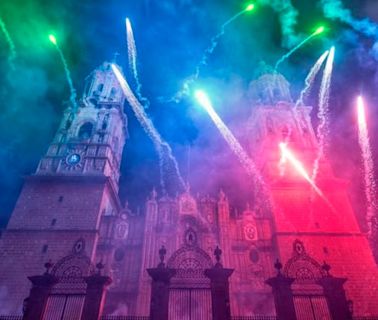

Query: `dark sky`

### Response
(0, 0, 377, 227)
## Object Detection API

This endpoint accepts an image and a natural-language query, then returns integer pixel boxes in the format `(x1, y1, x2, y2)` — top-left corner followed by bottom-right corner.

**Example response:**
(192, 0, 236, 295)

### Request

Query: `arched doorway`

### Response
(167, 246, 213, 320)
(43, 253, 94, 320)
(284, 240, 332, 320)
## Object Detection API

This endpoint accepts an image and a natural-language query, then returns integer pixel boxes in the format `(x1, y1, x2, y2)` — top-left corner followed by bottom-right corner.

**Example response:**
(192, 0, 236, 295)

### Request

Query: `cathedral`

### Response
(0, 60, 377, 319)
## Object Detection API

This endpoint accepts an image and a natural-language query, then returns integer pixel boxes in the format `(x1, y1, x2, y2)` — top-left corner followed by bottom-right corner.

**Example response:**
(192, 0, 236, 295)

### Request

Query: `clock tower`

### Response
(0, 61, 128, 314)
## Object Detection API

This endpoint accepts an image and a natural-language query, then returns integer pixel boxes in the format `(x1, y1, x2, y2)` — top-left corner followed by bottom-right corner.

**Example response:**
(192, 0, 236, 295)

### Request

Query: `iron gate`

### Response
(293, 295, 331, 320)
(43, 294, 85, 320)
(169, 287, 212, 320)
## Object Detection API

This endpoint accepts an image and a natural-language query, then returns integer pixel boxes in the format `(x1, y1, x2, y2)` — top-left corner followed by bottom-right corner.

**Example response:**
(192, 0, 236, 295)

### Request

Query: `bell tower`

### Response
(247, 70, 378, 316)
(0, 61, 128, 314)
(37, 61, 127, 190)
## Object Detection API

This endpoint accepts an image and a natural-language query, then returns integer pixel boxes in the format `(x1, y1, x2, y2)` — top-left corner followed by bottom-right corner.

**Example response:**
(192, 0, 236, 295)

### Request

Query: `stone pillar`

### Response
(147, 246, 176, 320)
(81, 262, 112, 320)
(265, 260, 296, 320)
(23, 262, 58, 320)
(317, 262, 352, 320)
(204, 246, 234, 320)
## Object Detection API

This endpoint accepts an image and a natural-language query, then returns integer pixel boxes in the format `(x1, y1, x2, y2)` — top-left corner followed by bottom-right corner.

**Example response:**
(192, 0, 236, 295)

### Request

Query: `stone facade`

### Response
(0, 63, 377, 318)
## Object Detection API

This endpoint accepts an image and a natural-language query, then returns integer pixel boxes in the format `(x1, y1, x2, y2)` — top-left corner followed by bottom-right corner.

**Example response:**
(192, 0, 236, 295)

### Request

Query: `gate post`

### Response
(81, 262, 112, 320)
(265, 259, 296, 320)
(317, 262, 352, 320)
(204, 246, 234, 320)
(147, 246, 176, 320)
(23, 261, 58, 320)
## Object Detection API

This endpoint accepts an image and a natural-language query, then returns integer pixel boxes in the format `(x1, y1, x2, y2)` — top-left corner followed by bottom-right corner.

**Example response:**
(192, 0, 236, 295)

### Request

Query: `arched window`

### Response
(97, 83, 104, 92)
(109, 87, 116, 100)
(78, 122, 94, 140)
(93, 83, 104, 97)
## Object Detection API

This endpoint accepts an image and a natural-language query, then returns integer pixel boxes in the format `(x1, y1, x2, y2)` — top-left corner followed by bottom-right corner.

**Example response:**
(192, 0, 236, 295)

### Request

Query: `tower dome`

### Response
(248, 62, 292, 106)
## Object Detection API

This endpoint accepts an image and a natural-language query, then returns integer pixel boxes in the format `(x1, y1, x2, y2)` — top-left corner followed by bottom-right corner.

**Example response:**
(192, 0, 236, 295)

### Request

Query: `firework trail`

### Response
(275, 26, 325, 70)
(0, 18, 16, 70)
(111, 64, 186, 195)
(170, 4, 254, 103)
(357, 96, 377, 238)
(277, 50, 329, 175)
(312, 46, 335, 182)
(279, 143, 334, 210)
(194, 89, 271, 211)
(49, 35, 78, 113)
(295, 49, 329, 108)
(125, 18, 150, 109)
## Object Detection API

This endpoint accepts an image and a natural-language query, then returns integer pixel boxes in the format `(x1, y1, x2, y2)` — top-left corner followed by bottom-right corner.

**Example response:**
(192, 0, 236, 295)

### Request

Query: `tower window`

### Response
(42, 244, 48, 254)
(249, 248, 259, 263)
(109, 87, 116, 100)
(78, 122, 94, 140)
(102, 114, 109, 130)
(58, 196, 64, 203)
(51, 219, 57, 226)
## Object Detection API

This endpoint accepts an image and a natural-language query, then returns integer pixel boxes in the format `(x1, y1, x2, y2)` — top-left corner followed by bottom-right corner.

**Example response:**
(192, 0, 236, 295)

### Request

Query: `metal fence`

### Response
(232, 317, 277, 320)
(0, 316, 23, 320)
(101, 317, 150, 320)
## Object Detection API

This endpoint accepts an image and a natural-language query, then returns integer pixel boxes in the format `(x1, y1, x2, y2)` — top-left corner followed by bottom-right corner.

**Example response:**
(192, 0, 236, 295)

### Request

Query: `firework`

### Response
(0, 18, 16, 70)
(275, 26, 325, 71)
(49, 34, 78, 113)
(111, 64, 185, 195)
(194, 89, 264, 185)
(357, 96, 377, 238)
(295, 49, 329, 108)
(125, 18, 149, 109)
(312, 46, 335, 182)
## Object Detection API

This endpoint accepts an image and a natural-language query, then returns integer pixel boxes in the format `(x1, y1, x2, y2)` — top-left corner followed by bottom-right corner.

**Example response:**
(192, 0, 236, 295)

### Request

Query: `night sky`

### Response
(0, 0, 377, 228)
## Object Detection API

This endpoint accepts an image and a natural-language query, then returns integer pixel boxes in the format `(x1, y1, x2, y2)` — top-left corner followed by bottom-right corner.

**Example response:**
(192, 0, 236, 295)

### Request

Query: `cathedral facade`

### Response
(0, 61, 377, 318)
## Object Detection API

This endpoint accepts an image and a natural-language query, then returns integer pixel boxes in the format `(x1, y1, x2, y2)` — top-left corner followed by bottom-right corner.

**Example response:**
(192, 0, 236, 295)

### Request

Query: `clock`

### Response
(66, 153, 81, 165)
(244, 223, 257, 241)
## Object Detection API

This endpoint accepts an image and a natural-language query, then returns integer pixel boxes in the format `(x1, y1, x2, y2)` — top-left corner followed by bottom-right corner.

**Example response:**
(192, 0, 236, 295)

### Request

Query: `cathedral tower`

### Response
(247, 71, 378, 316)
(0, 61, 128, 313)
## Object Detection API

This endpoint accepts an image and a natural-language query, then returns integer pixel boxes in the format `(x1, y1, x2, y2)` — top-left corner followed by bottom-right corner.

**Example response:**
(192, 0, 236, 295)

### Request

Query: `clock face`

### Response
(66, 153, 81, 165)
(244, 223, 257, 241)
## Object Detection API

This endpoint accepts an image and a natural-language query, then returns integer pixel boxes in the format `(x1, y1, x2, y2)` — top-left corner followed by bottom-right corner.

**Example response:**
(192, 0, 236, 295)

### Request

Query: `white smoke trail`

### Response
(295, 50, 329, 108)
(312, 46, 335, 182)
(278, 50, 329, 176)
(357, 96, 377, 238)
(194, 90, 268, 191)
(111, 64, 186, 194)
(125, 18, 150, 109)
(52, 42, 78, 113)
(0, 18, 16, 70)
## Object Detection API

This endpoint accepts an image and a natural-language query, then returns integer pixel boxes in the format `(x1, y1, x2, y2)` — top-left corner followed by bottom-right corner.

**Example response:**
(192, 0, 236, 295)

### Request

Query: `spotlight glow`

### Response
(48, 34, 57, 45)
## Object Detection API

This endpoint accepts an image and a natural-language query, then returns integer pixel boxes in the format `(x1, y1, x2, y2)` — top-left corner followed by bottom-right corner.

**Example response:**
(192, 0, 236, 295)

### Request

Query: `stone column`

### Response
(147, 246, 176, 320)
(317, 262, 352, 320)
(265, 259, 296, 320)
(204, 246, 234, 320)
(81, 262, 112, 320)
(23, 262, 58, 320)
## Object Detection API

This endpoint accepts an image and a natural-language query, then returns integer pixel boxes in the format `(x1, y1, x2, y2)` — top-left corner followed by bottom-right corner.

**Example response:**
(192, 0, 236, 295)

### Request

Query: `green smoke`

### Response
(256, 0, 300, 48)
(320, 0, 378, 37)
